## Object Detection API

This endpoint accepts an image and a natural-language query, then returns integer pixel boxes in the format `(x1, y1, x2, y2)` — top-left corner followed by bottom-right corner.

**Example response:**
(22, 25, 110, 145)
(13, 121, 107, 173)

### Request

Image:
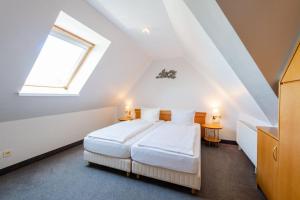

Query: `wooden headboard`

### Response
(134, 108, 207, 137)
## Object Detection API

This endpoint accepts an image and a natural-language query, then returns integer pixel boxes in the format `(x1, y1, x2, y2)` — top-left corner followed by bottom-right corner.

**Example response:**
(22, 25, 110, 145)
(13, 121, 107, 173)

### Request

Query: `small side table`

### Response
(202, 124, 223, 146)
(118, 116, 133, 121)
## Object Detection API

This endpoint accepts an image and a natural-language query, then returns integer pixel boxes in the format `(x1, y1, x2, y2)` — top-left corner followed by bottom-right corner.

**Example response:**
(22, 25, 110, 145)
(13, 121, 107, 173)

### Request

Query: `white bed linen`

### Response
(171, 109, 195, 126)
(131, 123, 200, 174)
(87, 119, 153, 143)
(141, 108, 160, 122)
(138, 122, 197, 156)
(84, 121, 163, 158)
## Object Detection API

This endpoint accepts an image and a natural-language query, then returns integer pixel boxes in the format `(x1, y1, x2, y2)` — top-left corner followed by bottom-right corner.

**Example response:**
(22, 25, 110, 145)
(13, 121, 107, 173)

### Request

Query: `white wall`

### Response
(180, 0, 278, 125)
(87, 0, 184, 59)
(0, 0, 150, 122)
(0, 107, 117, 169)
(163, 0, 271, 125)
(123, 58, 242, 140)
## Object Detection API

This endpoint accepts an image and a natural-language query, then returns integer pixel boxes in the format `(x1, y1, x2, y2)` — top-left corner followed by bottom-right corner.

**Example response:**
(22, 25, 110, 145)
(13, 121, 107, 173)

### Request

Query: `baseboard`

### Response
(202, 138, 237, 145)
(220, 139, 238, 145)
(0, 140, 83, 176)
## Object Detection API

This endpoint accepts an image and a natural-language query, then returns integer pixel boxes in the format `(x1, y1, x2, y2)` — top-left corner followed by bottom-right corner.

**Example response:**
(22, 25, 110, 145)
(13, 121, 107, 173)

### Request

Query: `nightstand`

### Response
(202, 124, 223, 146)
(118, 116, 133, 121)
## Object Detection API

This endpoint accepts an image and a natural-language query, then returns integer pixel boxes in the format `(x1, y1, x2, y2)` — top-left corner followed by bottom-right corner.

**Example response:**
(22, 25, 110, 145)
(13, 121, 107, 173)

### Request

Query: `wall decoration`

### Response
(156, 69, 177, 79)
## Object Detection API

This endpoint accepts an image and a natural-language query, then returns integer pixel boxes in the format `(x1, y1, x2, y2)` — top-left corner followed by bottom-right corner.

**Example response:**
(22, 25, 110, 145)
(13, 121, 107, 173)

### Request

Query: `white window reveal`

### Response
(19, 11, 111, 96)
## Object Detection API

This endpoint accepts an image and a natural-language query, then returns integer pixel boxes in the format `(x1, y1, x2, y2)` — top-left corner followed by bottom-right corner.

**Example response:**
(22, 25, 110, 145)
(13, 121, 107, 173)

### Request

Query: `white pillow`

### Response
(171, 109, 195, 125)
(141, 108, 160, 122)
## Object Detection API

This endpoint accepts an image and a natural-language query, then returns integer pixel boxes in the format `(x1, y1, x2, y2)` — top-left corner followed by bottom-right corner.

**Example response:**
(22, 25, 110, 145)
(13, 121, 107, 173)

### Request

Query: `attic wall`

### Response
(217, 0, 300, 94)
(0, 0, 150, 122)
(162, 0, 270, 122)
(179, 0, 278, 125)
(123, 58, 266, 140)
(87, 0, 184, 59)
(0, 107, 117, 169)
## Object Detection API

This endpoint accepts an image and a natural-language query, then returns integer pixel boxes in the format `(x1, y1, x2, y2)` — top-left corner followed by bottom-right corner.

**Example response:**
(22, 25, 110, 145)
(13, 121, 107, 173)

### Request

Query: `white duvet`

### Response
(87, 120, 153, 143)
(138, 122, 198, 156)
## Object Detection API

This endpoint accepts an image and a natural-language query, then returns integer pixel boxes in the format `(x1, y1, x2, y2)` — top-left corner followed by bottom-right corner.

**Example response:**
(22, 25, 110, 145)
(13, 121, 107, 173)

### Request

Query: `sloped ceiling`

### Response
(0, 0, 282, 125)
(87, 0, 183, 59)
(162, 0, 269, 123)
(0, 0, 150, 122)
(216, 0, 300, 94)
(181, 0, 278, 125)
(89, 0, 277, 124)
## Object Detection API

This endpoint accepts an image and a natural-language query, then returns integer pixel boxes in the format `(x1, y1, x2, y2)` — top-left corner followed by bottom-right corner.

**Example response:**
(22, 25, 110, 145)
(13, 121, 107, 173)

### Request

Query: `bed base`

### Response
(84, 151, 201, 193)
(84, 150, 131, 173)
(132, 161, 201, 191)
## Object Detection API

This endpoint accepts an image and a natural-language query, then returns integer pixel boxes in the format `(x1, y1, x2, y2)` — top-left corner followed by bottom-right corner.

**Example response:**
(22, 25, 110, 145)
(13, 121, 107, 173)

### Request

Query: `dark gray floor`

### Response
(0, 143, 265, 200)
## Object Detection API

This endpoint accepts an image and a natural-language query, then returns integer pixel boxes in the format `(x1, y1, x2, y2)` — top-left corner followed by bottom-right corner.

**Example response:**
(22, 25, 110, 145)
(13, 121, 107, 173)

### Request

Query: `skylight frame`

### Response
(23, 25, 95, 90)
(19, 11, 111, 97)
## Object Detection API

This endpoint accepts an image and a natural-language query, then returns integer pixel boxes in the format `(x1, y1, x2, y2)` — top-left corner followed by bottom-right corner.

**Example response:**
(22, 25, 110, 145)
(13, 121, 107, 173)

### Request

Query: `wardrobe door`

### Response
(257, 130, 279, 200)
(278, 81, 300, 199)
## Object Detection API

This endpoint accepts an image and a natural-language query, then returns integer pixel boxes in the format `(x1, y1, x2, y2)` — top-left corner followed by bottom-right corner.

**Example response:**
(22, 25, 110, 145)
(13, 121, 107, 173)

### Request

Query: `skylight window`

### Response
(25, 26, 94, 89)
(20, 11, 111, 96)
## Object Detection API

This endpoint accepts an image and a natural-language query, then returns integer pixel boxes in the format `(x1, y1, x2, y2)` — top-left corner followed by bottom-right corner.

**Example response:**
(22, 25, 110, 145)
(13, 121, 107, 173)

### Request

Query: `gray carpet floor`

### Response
(0, 143, 265, 200)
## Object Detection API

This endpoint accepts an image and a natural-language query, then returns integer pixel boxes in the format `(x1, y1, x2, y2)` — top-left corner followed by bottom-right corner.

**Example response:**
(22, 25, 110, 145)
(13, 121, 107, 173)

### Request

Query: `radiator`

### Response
(236, 120, 257, 167)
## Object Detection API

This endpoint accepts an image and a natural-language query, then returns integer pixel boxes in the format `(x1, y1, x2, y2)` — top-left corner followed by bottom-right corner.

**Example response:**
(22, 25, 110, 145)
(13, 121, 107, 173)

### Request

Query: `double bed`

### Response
(83, 108, 206, 193)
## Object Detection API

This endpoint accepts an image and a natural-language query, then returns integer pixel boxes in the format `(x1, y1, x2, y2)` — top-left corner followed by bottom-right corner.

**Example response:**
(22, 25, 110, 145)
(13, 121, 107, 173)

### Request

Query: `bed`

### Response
(132, 109, 206, 193)
(84, 117, 162, 175)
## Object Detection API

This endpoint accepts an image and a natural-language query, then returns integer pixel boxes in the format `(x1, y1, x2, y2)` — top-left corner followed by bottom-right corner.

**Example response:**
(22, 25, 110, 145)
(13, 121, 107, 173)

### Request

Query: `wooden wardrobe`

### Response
(257, 42, 300, 200)
(277, 42, 300, 199)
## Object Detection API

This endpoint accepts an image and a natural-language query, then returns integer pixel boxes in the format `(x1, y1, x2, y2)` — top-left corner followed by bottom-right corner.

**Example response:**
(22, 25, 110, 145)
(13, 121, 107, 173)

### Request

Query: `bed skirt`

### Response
(132, 161, 201, 190)
(84, 150, 131, 172)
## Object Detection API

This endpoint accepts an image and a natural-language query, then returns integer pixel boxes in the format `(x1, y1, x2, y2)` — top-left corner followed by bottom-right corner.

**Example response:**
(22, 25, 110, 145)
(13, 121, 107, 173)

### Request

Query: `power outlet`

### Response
(3, 150, 12, 158)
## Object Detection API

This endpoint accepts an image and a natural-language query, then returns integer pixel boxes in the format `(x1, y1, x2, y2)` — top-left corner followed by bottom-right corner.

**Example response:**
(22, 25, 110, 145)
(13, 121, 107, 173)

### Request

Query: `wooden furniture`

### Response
(256, 42, 300, 199)
(277, 42, 300, 200)
(256, 127, 279, 200)
(118, 116, 133, 121)
(134, 109, 207, 136)
(202, 124, 223, 146)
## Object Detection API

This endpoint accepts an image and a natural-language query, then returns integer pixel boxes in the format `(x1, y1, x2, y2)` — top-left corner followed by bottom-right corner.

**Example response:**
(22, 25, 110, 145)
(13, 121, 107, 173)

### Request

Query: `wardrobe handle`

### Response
(273, 146, 278, 161)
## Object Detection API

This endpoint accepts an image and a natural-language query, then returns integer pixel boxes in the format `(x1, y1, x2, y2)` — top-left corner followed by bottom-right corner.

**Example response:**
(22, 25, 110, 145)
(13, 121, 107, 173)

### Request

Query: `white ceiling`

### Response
(0, 0, 278, 125)
(182, 0, 278, 124)
(87, 0, 277, 124)
(87, 0, 183, 59)
(0, 0, 150, 122)
(162, 0, 270, 123)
